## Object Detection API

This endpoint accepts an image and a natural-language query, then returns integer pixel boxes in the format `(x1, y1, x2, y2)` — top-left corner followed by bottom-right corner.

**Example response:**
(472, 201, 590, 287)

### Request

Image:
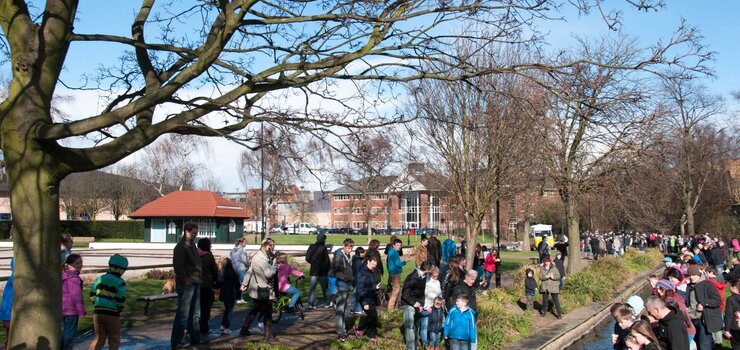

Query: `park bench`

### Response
(529, 257, 540, 264)
(137, 293, 177, 315)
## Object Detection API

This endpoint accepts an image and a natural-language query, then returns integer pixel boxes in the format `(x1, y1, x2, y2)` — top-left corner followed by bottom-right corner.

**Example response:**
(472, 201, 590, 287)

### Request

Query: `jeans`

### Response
(402, 305, 420, 350)
(308, 275, 329, 306)
(484, 271, 493, 289)
(61, 315, 78, 350)
(419, 310, 430, 345)
(716, 265, 725, 282)
(286, 285, 301, 308)
(171, 283, 202, 347)
(221, 301, 235, 328)
(428, 331, 441, 346)
(329, 276, 337, 295)
(351, 287, 363, 313)
(692, 318, 713, 350)
(335, 280, 351, 337)
(448, 338, 471, 350)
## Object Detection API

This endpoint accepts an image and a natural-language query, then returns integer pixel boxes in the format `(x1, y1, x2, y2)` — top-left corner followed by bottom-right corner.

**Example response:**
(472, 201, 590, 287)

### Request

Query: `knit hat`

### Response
(655, 279, 675, 291)
(687, 265, 701, 276)
(626, 295, 644, 314)
(108, 254, 129, 276)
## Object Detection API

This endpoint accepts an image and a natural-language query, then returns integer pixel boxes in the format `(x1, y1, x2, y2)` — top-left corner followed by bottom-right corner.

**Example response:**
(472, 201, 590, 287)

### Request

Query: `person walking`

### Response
(197, 238, 218, 335)
(354, 255, 381, 344)
(387, 239, 406, 310)
(539, 256, 562, 319)
(330, 238, 355, 342)
(239, 239, 278, 339)
(170, 223, 206, 348)
(229, 237, 249, 304)
(62, 254, 85, 350)
(401, 261, 432, 350)
(89, 254, 128, 350)
(306, 233, 331, 309)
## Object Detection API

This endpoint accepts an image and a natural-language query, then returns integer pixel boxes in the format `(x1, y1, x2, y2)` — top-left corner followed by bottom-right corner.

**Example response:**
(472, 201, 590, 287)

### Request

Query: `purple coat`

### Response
(62, 270, 86, 316)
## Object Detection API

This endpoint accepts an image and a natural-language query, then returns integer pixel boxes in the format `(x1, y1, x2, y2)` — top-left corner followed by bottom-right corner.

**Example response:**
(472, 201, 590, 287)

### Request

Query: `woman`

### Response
(629, 319, 663, 350)
(441, 256, 461, 307)
(354, 255, 381, 343)
(483, 248, 500, 289)
(653, 279, 695, 344)
(197, 238, 219, 334)
(539, 256, 562, 318)
(239, 239, 277, 340)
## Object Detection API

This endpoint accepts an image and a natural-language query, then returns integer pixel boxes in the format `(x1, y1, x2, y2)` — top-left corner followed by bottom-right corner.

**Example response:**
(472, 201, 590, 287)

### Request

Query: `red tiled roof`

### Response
(130, 191, 249, 218)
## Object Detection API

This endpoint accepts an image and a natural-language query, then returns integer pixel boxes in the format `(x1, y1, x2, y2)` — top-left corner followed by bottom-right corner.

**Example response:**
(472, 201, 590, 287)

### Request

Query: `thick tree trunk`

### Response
(464, 220, 478, 271)
(684, 198, 695, 236)
(4, 144, 63, 349)
(565, 197, 582, 275)
(522, 219, 531, 252)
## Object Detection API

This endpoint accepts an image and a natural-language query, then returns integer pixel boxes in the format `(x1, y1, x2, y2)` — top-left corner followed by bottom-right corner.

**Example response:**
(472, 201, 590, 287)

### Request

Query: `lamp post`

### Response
(260, 122, 266, 241)
(495, 172, 501, 288)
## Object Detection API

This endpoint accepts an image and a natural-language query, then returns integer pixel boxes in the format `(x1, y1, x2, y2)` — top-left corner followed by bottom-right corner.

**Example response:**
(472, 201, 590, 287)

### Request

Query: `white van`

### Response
(287, 223, 317, 235)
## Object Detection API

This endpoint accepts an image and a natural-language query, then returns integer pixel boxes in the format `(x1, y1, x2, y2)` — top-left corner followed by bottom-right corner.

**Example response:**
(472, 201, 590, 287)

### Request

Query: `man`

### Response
(401, 261, 432, 350)
(685, 264, 723, 350)
(451, 270, 478, 313)
(645, 295, 689, 350)
(414, 237, 431, 268)
(537, 239, 550, 264)
(458, 235, 467, 257)
(229, 237, 249, 303)
(553, 239, 568, 260)
(387, 239, 406, 310)
(427, 233, 441, 267)
(441, 233, 456, 268)
(306, 233, 331, 309)
(171, 223, 207, 348)
(329, 238, 354, 342)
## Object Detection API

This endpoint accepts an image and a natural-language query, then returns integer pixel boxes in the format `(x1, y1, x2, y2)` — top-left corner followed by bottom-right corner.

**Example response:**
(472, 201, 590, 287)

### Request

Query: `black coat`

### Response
(657, 309, 689, 350)
(355, 264, 378, 307)
(401, 270, 426, 307)
(687, 279, 723, 332)
(306, 242, 330, 276)
(725, 264, 740, 282)
(451, 281, 477, 312)
(709, 247, 724, 266)
(217, 263, 241, 303)
(198, 250, 219, 289)
(554, 259, 566, 278)
(725, 293, 740, 331)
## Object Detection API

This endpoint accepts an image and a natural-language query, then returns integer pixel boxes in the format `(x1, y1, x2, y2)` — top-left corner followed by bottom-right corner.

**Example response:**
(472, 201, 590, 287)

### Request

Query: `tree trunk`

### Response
(4, 142, 63, 349)
(564, 197, 582, 275)
(684, 197, 695, 236)
(522, 219, 531, 252)
(464, 219, 478, 271)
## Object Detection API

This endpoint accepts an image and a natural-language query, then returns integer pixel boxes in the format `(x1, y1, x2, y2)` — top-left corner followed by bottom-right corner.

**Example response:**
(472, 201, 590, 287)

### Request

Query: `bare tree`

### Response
(0, 0, 708, 346)
(136, 134, 204, 196)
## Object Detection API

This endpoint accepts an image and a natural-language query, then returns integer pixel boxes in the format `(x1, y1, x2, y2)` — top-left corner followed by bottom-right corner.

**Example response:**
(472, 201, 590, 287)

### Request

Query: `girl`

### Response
(276, 252, 304, 311)
(218, 257, 241, 335)
(62, 254, 85, 350)
(629, 319, 663, 350)
(421, 266, 441, 347)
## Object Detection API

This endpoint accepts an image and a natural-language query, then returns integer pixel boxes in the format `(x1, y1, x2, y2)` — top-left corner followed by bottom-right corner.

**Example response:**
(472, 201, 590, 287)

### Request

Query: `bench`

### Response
(72, 236, 95, 243)
(529, 257, 540, 264)
(137, 293, 177, 315)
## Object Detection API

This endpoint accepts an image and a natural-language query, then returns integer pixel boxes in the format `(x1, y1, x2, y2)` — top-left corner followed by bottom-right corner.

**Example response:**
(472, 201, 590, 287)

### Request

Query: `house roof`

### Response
(333, 176, 397, 194)
(129, 190, 249, 219)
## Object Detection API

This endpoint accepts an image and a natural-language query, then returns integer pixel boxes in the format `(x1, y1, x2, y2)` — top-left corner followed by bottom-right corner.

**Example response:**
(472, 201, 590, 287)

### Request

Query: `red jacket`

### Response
(707, 278, 726, 311)
(483, 253, 498, 273)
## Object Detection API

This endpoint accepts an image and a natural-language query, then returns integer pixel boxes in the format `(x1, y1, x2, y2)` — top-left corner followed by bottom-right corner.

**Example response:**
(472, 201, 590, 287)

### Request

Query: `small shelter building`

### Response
(130, 190, 247, 243)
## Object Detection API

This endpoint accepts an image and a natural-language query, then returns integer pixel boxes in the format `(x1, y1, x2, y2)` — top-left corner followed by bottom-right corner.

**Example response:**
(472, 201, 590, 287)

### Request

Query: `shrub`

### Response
(476, 288, 533, 350)
(60, 220, 145, 240)
(145, 269, 175, 280)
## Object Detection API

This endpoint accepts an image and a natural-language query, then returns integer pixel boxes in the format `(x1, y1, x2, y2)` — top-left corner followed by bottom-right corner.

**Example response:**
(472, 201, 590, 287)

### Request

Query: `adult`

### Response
(553, 239, 568, 260)
(451, 270, 478, 313)
(732, 237, 740, 260)
(537, 239, 550, 264)
(428, 234, 442, 267)
(197, 238, 219, 335)
(330, 238, 355, 342)
(355, 255, 381, 343)
(539, 256, 562, 319)
(645, 296, 689, 350)
(458, 235, 467, 257)
(305, 233, 331, 308)
(171, 223, 206, 348)
(61, 233, 73, 266)
(685, 265, 722, 350)
(401, 261, 432, 350)
(709, 242, 725, 282)
(239, 239, 278, 339)
(229, 237, 249, 303)
(483, 248, 499, 289)
(387, 239, 406, 310)
(415, 237, 431, 268)
(554, 251, 566, 291)
(441, 233, 457, 268)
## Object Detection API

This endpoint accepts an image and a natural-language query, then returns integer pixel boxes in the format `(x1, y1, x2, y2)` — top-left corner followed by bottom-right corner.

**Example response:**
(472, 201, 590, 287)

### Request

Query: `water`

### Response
(567, 317, 618, 350)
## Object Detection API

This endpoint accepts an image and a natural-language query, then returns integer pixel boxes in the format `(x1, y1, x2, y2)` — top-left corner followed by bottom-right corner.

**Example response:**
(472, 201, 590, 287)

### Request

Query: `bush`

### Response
(60, 220, 145, 240)
(476, 288, 533, 350)
(145, 269, 175, 280)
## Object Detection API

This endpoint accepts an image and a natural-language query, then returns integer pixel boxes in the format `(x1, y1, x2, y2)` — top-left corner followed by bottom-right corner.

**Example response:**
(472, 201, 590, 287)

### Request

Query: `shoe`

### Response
(257, 322, 264, 333)
(287, 306, 296, 313)
(236, 299, 246, 304)
(338, 337, 347, 343)
(238, 329, 252, 337)
(308, 304, 315, 310)
(352, 310, 366, 316)
(176, 343, 191, 349)
(354, 326, 364, 338)
(220, 325, 225, 332)
(556, 314, 562, 320)
(368, 337, 377, 344)
(540, 312, 546, 317)
(326, 301, 335, 308)
(222, 328, 232, 335)
(193, 339, 210, 345)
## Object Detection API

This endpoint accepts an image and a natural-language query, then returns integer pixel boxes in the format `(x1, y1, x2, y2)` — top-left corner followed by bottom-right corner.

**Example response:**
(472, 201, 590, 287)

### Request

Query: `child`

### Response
(524, 268, 538, 313)
(89, 254, 128, 350)
(62, 254, 85, 350)
(352, 247, 366, 314)
(218, 257, 241, 335)
(427, 296, 446, 350)
(615, 307, 636, 349)
(610, 303, 630, 349)
(724, 279, 740, 349)
(444, 294, 477, 349)
(276, 252, 304, 311)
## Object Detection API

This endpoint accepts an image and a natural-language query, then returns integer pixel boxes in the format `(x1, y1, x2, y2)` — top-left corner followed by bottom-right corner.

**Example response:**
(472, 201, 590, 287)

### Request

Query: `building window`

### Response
(429, 194, 440, 229)
(188, 219, 216, 238)
(352, 207, 363, 214)
(353, 222, 365, 229)
(167, 222, 177, 235)
(370, 194, 388, 200)
(229, 219, 236, 233)
(334, 194, 350, 201)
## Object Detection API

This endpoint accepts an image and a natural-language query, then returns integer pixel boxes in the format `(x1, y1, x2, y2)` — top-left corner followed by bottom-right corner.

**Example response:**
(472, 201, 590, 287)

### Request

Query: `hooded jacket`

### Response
(306, 233, 330, 276)
(229, 246, 248, 273)
(539, 263, 561, 294)
(524, 268, 538, 295)
(62, 269, 86, 316)
(355, 262, 378, 307)
(329, 248, 354, 283)
(657, 308, 689, 350)
(197, 248, 219, 289)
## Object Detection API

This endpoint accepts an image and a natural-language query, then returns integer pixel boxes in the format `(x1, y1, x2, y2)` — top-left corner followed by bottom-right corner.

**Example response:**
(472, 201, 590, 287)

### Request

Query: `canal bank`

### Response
(506, 263, 662, 350)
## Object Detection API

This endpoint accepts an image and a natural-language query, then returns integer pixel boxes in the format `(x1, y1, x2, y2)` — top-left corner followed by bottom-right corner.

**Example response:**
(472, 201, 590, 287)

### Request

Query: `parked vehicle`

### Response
(529, 224, 554, 250)
(286, 223, 318, 235)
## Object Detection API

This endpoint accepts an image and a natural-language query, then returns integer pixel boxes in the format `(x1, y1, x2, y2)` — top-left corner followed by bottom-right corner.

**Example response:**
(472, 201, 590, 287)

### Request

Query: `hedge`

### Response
(60, 220, 145, 240)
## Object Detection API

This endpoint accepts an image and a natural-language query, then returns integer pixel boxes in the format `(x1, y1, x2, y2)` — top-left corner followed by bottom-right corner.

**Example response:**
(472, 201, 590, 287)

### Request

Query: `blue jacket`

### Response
(428, 306, 445, 333)
(443, 306, 477, 342)
(387, 248, 405, 275)
(441, 239, 456, 262)
(0, 258, 13, 321)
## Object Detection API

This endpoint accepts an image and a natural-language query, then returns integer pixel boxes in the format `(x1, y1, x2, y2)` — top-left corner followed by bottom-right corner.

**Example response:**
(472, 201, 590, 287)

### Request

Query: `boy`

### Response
(524, 268, 538, 314)
(444, 294, 476, 350)
(724, 279, 740, 349)
(89, 254, 128, 350)
(427, 296, 446, 350)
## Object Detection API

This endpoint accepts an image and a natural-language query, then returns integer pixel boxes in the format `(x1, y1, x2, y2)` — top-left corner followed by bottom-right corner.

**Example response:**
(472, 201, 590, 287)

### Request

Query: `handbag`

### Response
(248, 270, 271, 301)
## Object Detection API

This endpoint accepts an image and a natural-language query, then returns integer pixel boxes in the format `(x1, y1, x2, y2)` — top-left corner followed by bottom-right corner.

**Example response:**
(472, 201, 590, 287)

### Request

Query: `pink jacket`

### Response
(278, 263, 304, 292)
(62, 270, 86, 316)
